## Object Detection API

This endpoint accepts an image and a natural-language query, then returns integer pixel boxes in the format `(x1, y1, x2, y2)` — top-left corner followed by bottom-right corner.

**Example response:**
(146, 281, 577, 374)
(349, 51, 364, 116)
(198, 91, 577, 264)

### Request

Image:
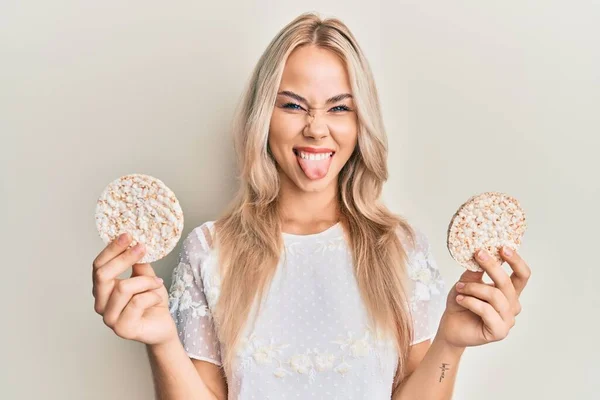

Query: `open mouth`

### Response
(292, 149, 335, 160)
(292, 149, 335, 180)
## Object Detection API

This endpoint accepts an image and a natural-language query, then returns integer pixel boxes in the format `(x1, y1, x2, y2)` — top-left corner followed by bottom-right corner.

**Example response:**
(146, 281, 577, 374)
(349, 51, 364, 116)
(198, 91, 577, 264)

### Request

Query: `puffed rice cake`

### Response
(447, 192, 527, 272)
(95, 173, 184, 263)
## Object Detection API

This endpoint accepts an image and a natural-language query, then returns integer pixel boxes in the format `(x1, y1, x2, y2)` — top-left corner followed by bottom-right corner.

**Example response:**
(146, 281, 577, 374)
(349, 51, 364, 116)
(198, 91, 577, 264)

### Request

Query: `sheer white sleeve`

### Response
(405, 227, 447, 345)
(167, 223, 222, 366)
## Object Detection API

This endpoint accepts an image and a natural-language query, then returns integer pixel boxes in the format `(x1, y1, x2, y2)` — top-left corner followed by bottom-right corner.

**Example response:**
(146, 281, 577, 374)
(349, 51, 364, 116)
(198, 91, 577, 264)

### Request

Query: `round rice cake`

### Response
(446, 192, 527, 272)
(95, 173, 184, 264)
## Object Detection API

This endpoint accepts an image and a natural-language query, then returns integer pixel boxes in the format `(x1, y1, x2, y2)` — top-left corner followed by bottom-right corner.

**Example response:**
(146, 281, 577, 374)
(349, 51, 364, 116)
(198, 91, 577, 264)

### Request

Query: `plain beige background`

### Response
(2, 1, 598, 399)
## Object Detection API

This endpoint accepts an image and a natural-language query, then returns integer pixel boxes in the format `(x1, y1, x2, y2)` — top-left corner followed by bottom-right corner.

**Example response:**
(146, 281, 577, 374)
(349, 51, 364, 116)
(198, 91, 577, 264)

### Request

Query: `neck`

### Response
(277, 175, 340, 230)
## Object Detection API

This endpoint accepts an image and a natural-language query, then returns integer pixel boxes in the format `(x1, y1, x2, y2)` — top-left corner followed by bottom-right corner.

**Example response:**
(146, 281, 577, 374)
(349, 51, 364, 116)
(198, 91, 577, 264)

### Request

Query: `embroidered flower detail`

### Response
(289, 352, 313, 374)
(253, 346, 274, 365)
(237, 334, 255, 359)
(206, 285, 220, 307)
(349, 335, 371, 357)
(178, 291, 193, 311)
(208, 271, 220, 287)
(274, 366, 292, 378)
(237, 325, 389, 382)
(238, 334, 290, 370)
(168, 262, 210, 319)
(170, 278, 186, 300)
(333, 360, 352, 375)
(182, 268, 194, 286)
(413, 264, 433, 285)
(315, 237, 345, 255)
(200, 253, 222, 309)
(314, 351, 336, 371)
(408, 249, 444, 304)
(332, 329, 372, 358)
(283, 241, 304, 257)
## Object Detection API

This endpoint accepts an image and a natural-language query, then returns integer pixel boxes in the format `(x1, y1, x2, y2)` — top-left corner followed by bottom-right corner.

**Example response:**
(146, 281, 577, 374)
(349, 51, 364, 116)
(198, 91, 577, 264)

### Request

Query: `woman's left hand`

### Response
(436, 246, 531, 348)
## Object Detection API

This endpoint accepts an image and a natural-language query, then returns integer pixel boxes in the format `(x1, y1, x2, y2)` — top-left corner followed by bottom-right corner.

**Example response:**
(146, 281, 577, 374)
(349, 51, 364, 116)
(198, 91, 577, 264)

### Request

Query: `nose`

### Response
(303, 112, 329, 140)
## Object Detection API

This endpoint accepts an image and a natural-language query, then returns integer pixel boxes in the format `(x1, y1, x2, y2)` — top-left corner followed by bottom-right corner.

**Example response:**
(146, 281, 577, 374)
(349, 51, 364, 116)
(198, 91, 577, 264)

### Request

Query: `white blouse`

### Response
(168, 221, 446, 400)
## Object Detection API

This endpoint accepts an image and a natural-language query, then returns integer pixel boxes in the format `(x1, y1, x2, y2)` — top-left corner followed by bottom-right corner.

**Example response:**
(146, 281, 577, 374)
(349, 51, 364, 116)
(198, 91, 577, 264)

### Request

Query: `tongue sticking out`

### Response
(296, 154, 333, 180)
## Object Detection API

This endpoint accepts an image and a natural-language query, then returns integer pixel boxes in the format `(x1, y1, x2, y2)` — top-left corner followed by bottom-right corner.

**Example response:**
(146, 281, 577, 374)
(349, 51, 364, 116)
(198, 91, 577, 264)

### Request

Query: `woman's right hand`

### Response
(92, 232, 178, 346)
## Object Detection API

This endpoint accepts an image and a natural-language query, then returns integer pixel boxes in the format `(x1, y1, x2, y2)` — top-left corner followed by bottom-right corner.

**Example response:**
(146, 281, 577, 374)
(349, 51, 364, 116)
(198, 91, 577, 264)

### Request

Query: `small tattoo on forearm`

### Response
(439, 363, 450, 383)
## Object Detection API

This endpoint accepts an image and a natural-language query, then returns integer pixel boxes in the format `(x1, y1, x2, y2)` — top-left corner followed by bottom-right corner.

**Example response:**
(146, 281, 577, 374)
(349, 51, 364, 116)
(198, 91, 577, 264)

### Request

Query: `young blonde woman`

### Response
(92, 12, 531, 400)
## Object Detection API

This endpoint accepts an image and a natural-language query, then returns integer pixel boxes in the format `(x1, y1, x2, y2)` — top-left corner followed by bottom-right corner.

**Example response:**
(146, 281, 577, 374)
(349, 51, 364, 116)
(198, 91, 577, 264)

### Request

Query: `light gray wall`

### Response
(2, 1, 598, 399)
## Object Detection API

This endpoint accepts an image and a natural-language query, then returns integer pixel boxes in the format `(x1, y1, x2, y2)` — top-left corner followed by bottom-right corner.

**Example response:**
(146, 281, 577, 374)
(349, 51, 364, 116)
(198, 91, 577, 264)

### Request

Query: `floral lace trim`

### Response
(235, 325, 393, 384)
(168, 261, 211, 319)
(406, 248, 445, 310)
(199, 252, 221, 308)
(284, 236, 347, 258)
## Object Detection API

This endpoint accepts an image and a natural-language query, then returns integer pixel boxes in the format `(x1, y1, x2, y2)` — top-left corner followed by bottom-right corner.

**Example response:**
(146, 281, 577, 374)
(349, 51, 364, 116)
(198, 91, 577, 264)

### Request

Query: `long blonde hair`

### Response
(212, 12, 418, 395)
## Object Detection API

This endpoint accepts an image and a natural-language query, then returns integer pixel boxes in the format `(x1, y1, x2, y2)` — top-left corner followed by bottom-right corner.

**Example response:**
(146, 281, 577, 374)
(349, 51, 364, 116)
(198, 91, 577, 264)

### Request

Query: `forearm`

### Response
(393, 334, 465, 400)
(146, 337, 218, 400)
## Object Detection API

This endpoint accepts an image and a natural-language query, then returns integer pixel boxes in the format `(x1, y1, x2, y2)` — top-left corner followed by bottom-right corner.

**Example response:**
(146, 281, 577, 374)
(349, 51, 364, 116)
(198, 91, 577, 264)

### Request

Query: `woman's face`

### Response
(268, 45, 358, 193)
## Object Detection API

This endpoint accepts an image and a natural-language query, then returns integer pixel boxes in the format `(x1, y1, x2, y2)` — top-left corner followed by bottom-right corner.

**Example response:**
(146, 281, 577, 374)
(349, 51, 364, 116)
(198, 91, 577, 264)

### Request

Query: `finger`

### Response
(95, 242, 146, 284)
(131, 262, 156, 278)
(458, 269, 485, 284)
(499, 246, 532, 296)
(113, 291, 164, 340)
(454, 279, 495, 290)
(102, 276, 164, 327)
(474, 249, 518, 306)
(93, 243, 146, 314)
(456, 295, 509, 341)
(456, 282, 514, 324)
(92, 232, 133, 270)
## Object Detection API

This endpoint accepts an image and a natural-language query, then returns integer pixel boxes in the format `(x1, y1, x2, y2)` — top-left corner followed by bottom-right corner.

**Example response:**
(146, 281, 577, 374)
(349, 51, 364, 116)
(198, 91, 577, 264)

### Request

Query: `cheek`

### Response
(268, 114, 295, 165)
(269, 111, 302, 144)
(268, 115, 285, 154)
(333, 125, 358, 154)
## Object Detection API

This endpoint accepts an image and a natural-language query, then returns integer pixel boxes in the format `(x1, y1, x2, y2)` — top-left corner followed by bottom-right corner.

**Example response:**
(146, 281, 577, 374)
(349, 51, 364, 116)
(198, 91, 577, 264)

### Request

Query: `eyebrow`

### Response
(277, 90, 353, 105)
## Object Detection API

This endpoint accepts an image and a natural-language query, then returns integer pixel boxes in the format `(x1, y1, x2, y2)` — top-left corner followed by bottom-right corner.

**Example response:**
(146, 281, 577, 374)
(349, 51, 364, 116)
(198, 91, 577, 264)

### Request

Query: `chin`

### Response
(292, 172, 337, 193)
(297, 181, 331, 193)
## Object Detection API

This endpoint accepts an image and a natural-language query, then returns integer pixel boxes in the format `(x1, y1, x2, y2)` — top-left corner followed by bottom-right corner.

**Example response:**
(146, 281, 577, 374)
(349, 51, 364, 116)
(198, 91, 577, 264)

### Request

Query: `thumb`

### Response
(131, 263, 156, 278)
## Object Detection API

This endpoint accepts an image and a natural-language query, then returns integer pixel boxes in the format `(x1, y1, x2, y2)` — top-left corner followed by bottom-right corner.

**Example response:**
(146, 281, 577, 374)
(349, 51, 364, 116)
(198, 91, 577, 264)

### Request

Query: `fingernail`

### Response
(503, 246, 512, 257)
(477, 250, 487, 260)
(133, 243, 144, 253)
(155, 277, 163, 284)
(456, 282, 465, 289)
(118, 233, 129, 244)
(456, 295, 465, 301)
